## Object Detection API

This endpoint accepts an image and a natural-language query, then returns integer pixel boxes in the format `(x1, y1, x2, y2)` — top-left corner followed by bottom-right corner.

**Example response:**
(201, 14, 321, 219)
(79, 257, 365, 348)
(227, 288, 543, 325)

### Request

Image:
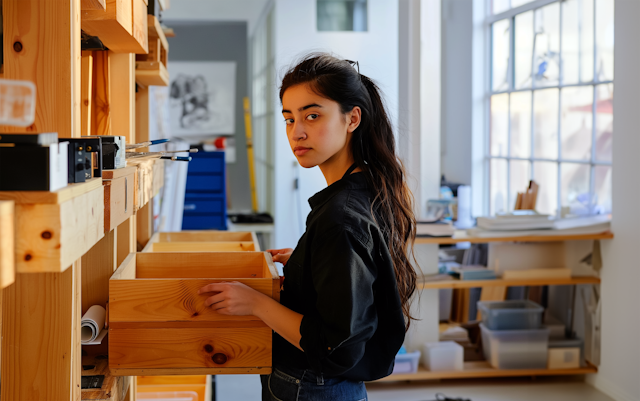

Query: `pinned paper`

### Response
(0, 79, 36, 127)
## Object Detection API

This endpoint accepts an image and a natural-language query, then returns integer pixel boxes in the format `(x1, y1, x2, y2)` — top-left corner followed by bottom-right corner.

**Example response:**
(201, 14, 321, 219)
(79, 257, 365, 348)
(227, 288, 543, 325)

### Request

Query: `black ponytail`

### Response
(280, 53, 418, 329)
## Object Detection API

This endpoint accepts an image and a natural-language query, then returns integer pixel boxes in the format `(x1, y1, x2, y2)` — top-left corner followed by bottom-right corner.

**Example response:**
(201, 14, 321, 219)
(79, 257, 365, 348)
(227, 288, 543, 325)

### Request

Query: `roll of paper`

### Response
(81, 305, 106, 344)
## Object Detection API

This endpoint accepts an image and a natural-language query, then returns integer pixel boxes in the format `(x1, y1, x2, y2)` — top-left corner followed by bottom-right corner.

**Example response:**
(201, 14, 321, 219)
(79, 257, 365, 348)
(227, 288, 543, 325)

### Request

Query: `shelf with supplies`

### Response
(376, 361, 598, 382)
(415, 231, 614, 245)
(419, 275, 601, 290)
(0, 178, 105, 273)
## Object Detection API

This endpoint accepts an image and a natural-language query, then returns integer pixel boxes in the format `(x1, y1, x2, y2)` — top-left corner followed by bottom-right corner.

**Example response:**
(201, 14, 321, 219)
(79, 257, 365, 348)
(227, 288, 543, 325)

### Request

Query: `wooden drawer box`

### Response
(109, 251, 279, 376)
(0, 201, 15, 288)
(103, 167, 136, 233)
(142, 231, 260, 252)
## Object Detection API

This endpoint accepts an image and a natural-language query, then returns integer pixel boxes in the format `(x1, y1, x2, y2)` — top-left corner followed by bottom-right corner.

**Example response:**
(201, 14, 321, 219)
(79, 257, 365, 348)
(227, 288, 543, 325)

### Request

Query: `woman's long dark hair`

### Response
(280, 53, 418, 329)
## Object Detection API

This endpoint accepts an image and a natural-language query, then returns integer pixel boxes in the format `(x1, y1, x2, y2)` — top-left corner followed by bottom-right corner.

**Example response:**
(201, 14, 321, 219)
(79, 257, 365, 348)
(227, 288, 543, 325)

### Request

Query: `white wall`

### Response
(163, 0, 270, 34)
(271, 0, 399, 248)
(588, 2, 640, 400)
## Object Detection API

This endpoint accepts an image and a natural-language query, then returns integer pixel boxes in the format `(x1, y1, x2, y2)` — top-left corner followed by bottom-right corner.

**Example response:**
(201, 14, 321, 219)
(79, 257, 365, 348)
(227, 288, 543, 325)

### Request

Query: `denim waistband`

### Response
(273, 364, 326, 386)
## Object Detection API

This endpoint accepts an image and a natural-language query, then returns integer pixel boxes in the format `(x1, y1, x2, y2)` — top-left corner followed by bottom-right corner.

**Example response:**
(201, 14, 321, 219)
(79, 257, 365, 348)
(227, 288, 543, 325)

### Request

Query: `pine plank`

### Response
(92, 50, 112, 137)
(103, 166, 138, 180)
(159, 231, 255, 242)
(116, 217, 136, 268)
(81, 51, 94, 137)
(81, 0, 106, 10)
(136, 203, 153, 250)
(109, 327, 272, 374)
(13, 185, 104, 273)
(135, 87, 149, 152)
(419, 275, 601, 289)
(1, 261, 82, 401)
(104, 172, 135, 233)
(135, 252, 267, 278)
(151, 241, 256, 252)
(135, 61, 169, 87)
(109, 278, 273, 323)
(82, 0, 148, 54)
(0, 0, 81, 138)
(110, 52, 136, 145)
(0, 178, 103, 205)
(81, 230, 117, 315)
(0, 201, 15, 289)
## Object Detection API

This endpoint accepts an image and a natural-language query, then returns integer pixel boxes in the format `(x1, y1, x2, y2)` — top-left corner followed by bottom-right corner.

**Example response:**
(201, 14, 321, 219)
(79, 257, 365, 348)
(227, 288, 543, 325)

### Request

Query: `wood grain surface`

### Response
(81, 0, 106, 10)
(151, 241, 256, 252)
(110, 52, 136, 145)
(81, 51, 94, 137)
(82, 230, 117, 315)
(91, 50, 112, 137)
(135, 252, 267, 278)
(109, 327, 272, 371)
(104, 173, 135, 233)
(159, 231, 255, 242)
(0, 201, 15, 289)
(0, 178, 102, 205)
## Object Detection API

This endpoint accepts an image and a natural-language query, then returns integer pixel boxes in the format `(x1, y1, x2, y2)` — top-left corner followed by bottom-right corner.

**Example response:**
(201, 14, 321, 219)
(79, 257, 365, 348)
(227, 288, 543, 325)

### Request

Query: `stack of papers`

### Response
(416, 221, 455, 237)
(477, 211, 553, 231)
(469, 214, 611, 238)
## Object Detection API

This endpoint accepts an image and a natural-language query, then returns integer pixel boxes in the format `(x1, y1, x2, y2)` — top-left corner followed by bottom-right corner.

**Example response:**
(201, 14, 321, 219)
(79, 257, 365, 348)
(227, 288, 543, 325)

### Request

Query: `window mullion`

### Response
(556, 2, 563, 218)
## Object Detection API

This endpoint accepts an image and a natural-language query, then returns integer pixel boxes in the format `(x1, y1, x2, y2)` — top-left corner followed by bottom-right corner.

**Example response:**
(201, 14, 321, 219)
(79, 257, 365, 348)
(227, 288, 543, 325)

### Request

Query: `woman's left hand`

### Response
(198, 282, 267, 316)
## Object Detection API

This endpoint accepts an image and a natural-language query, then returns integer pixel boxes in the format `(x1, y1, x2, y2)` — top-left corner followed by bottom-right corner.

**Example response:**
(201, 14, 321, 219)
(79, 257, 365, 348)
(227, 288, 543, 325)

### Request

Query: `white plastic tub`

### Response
(392, 350, 421, 374)
(480, 323, 549, 369)
(422, 341, 464, 371)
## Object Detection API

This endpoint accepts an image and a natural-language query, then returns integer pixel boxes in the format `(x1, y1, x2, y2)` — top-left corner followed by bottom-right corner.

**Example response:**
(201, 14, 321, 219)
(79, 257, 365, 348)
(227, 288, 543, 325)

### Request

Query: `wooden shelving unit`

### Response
(0, 1, 167, 400)
(377, 361, 598, 382)
(419, 275, 601, 290)
(415, 231, 614, 245)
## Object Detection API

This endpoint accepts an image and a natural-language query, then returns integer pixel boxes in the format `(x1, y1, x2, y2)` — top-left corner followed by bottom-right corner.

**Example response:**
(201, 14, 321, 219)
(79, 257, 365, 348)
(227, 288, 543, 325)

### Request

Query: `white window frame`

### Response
(483, 0, 613, 217)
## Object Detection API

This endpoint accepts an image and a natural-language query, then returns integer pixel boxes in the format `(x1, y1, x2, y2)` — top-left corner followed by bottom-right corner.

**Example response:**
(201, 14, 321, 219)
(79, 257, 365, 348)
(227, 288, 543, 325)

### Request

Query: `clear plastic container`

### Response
(422, 341, 464, 371)
(137, 391, 198, 401)
(392, 350, 421, 374)
(477, 300, 544, 330)
(480, 323, 549, 369)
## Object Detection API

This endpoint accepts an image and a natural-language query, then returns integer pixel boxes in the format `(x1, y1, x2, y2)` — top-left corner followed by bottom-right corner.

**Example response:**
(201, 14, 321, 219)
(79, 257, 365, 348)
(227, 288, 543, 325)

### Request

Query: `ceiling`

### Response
(162, 0, 271, 33)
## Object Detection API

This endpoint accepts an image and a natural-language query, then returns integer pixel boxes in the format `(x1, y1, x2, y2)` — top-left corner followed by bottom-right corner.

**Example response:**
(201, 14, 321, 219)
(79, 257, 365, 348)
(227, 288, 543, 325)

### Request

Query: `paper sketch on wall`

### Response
(168, 61, 236, 137)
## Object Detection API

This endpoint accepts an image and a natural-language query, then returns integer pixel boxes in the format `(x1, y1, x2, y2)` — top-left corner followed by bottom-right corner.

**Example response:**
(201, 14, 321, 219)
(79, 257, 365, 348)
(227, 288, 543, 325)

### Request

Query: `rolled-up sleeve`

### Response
(298, 226, 378, 376)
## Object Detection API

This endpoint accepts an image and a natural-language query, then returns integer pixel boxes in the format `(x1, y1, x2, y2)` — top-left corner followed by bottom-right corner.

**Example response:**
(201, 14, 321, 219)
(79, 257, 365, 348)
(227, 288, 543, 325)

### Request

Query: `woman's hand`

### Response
(267, 248, 294, 265)
(198, 282, 269, 316)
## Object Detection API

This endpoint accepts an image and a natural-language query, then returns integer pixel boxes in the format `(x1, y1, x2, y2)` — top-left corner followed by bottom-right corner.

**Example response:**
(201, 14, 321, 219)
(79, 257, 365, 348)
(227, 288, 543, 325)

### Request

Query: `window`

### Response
(317, 0, 368, 32)
(487, 0, 613, 217)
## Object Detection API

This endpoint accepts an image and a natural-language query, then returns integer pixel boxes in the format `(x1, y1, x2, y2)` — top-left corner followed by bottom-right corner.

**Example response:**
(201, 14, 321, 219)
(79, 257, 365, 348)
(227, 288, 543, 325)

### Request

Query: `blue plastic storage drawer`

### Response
(188, 152, 225, 173)
(182, 214, 227, 230)
(185, 174, 224, 193)
(183, 199, 224, 214)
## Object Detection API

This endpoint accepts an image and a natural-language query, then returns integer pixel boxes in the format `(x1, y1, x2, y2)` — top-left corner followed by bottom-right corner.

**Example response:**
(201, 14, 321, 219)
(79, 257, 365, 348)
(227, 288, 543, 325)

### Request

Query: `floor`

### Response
(215, 375, 615, 401)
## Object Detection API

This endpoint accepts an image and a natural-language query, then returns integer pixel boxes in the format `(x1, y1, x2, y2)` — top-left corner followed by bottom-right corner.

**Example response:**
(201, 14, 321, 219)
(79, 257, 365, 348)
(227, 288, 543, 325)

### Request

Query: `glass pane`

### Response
(490, 159, 508, 216)
(533, 88, 559, 159)
(492, 19, 511, 92)
(595, 84, 613, 162)
(533, 3, 560, 87)
(492, 0, 510, 15)
(561, 163, 591, 215)
(512, 0, 535, 7)
(515, 11, 534, 89)
(595, 0, 614, 81)
(594, 165, 612, 214)
(561, 0, 594, 84)
(510, 91, 532, 158)
(490, 94, 509, 157)
(317, 0, 368, 32)
(561, 86, 593, 161)
(509, 160, 531, 211)
(533, 161, 558, 215)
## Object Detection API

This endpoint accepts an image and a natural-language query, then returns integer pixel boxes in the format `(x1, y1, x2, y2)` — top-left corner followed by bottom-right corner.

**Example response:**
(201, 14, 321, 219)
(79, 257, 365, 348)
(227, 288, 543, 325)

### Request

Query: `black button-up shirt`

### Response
(272, 171, 406, 381)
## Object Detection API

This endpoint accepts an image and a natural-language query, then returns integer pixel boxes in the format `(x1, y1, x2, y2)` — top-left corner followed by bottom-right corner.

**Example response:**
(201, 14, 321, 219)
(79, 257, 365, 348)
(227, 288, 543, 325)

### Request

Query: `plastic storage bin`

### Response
(477, 300, 544, 330)
(480, 323, 549, 369)
(392, 350, 421, 374)
(422, 341, 463, 371)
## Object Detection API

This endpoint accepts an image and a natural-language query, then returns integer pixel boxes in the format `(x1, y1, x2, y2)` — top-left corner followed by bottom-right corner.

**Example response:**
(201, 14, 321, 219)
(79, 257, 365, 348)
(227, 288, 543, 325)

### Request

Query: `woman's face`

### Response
(282, 83, 360, 169)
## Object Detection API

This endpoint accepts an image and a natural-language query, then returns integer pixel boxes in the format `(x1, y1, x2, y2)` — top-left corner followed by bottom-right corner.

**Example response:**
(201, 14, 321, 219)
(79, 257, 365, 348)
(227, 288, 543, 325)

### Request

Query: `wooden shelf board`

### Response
(415, 231, 614, 245)
(103, 166, 138, 180)
(135, 61, 169, 87)
(375, 361, 597, 382)
(419, 275, 600, 289)
(0, 178, 102, 205)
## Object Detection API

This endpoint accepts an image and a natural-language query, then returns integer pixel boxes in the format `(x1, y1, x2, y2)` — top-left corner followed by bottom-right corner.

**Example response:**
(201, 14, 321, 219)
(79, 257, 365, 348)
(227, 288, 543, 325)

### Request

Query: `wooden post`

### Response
(92, 50, 112, 137)
(135, 86, 150, 151)
(0, 0, 81, 138)
(136, 202, 153, 251)
(81, 231, 117, 315)
(2, 260, 82, 401)
(116, 217, 136, 268)
(81, 51, 94, 137)
(110, 52, 136, 145)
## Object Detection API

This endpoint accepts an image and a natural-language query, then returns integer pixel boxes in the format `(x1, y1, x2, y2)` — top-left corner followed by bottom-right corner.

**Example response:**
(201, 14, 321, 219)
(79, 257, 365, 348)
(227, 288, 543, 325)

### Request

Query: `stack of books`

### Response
(416, 220, 455, 237)
(476, 211, 553, 231)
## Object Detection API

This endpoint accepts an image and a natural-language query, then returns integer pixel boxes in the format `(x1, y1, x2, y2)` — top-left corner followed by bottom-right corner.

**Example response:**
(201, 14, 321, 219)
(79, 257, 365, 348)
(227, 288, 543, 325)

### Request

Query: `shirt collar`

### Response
(308, 172, 368, 210)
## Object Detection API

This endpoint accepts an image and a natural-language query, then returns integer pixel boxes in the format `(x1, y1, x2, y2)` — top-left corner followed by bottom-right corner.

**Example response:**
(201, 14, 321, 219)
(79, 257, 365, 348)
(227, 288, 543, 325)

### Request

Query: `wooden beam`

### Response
(0, 0, 81, 137)
(0, 201, 15, 289)
(1, 260, 82, 401)
(81, 0, 106, 10)
(116, 217, 136, 268)
(151, 241, 256, 252)
(81, 230, 117, 315)
(92, 50, 111, 137)
(81, 51, 94, 137)
(110, 52, 136, 144)
(135, 86, 149, 150)
(136, 202, 153, 251)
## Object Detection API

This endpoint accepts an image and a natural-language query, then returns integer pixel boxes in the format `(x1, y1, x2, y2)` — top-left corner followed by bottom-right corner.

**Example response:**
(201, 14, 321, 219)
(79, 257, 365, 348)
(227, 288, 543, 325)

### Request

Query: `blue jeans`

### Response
(260, 365, 368, 401)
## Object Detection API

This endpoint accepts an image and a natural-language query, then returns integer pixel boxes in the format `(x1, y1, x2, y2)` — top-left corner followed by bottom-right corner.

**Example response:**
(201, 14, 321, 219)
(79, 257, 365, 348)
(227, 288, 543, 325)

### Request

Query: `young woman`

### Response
(198, 53, 418, 401)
